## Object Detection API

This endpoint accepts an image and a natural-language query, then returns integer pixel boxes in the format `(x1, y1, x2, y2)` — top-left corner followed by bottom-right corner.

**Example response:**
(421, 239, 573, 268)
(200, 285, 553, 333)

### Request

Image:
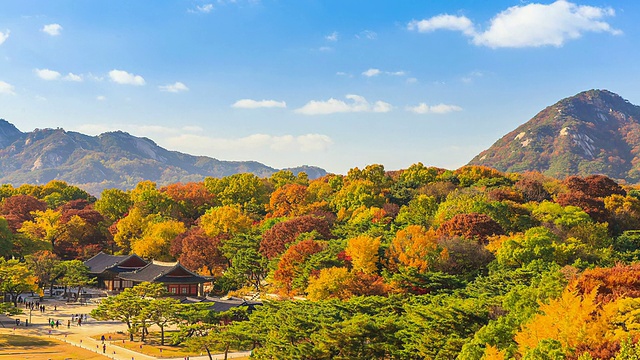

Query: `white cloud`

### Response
(461, 71, 484, 83)
(96, 95, 106, 101)
(407, 103, 463, 114)
(34, 68, 61, 81)
(362, 68, 407, 77)
(159, 82, 189, 93)
(296, 94, 392, 115)
(0, 81, 15, 95)
(318, 46, 333, 52)
(388, 71, 406, 76)
(408, 1, 620, 48)
(189, 4, 214, 13)
(408, 14, 475, 35)
(75, 122, 332, 153)
(167, 133, 332, 153)
(64, 73, 83, 82)
(356, 30, 377, 40)
(406, 77, 418, 84)
(0, 30, 9, 45)
(232, 99, 287, 109)
(109, 69, 145, 86)
(42, 23, 62, 36)
(325, 31, 339, 42)
(362, 68, 381, 77)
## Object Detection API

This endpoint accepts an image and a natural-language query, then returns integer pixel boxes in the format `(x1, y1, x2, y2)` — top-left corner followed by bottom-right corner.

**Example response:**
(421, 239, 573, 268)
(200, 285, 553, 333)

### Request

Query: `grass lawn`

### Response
(0, 333, 109, 360)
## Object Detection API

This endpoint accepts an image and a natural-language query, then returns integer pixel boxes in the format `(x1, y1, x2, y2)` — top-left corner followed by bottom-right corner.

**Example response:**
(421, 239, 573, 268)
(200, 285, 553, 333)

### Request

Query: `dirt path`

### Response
(3, 294, 250, 360)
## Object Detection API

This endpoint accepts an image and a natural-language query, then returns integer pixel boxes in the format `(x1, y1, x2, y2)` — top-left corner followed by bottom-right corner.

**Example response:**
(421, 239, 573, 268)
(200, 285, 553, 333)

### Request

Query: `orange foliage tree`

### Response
(387, 225, 447, 273)
(273, 239, 326, 295)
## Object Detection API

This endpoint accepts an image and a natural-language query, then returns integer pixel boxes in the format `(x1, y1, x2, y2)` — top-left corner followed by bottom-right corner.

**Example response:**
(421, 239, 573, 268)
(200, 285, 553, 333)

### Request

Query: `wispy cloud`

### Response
(408, 1, 620, 48)
(232, 99, 287, 109)
(74, 123, 332, 153)
(159, 82, 189, 93)
(356, 30, 377, 40)
(34, 68, 61, 81)
(96, 95, 106, 101)
(109, 69, 145, 86)
(461, 71, 484, 83)
(362, 68, 381, 77)
(42, 23, 63, 36)
(325, 31, 339, 42)
(296, 94, 392, 115)
(189, 4, 214, 13)
(407, 103, 463, 114)
(0, 30, 9, 45)
(64, 73, 83, 82)
(167, 133, 333, 153)
(362, 68, 407, 77)
(0, 81, 15, 95)
(35, 69, 84, 82)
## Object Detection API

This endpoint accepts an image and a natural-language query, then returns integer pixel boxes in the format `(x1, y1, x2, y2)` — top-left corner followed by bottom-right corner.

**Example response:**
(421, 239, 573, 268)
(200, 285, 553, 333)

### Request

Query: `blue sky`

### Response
(0, 1, 636, 174)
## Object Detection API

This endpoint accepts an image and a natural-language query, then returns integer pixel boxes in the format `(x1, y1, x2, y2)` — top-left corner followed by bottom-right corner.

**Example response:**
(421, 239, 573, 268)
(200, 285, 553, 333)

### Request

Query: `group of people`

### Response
(19, 298, 47, 313)
(71, 313, 88, 326)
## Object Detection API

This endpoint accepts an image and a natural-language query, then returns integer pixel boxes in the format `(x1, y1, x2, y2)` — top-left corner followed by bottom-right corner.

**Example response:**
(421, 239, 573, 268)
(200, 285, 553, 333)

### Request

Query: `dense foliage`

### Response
(3, 164, 640, 358)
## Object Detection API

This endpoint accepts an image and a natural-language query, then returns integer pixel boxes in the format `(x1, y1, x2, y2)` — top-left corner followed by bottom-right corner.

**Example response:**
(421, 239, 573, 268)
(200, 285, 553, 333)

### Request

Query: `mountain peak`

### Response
(469, 90, 640, 183)
(0, 119, 24, 148)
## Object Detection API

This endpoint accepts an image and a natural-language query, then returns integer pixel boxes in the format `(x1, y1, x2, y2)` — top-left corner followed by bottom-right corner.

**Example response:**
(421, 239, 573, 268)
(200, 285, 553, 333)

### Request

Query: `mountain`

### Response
(0, 121, 326, 195)
(469, 89, 640, 183)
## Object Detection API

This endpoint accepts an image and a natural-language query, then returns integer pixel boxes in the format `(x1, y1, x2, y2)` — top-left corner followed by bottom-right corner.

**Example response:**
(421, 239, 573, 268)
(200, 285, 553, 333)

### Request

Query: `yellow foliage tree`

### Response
(113, 207, 150, 254)
(131, 220, 186, 261)
(482, 345, 506, 360)
(515, 286, 606, 354)
(199, 205, 253, 238)
(305, 267, 351, 301)
(19, 209, 62, 248)
(345, 235, 380, 275)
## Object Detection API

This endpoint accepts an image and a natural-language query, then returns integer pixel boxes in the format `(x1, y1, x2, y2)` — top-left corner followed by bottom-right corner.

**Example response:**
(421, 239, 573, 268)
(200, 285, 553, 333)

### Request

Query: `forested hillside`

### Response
(470, 89, 640, 183)
(3, 164, 640, 358)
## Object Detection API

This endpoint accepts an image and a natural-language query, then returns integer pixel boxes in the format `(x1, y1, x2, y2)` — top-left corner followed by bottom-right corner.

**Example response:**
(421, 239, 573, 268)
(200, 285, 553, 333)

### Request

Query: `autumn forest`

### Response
(3, 164, 640, 358)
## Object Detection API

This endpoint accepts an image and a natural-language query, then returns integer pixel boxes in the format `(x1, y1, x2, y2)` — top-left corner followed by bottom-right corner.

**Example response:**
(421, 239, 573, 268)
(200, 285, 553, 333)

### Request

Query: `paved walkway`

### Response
(2, 294, 251, 360)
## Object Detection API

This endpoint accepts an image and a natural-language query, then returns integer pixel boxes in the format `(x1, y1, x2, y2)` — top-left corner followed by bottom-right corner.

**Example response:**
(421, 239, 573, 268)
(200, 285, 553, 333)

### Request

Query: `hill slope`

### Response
(469, 89, 640, 183)
(0, 121, 326, 194)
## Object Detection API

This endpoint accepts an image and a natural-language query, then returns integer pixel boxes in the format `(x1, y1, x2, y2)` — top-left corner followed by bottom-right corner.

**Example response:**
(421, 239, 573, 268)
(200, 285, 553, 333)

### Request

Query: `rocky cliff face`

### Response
(469, 90, 640, 183)
(0, 120, 326, 194)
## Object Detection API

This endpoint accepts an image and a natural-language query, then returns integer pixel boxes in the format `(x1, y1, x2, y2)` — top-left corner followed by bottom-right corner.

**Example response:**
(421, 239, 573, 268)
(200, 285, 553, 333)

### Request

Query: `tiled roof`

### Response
(119, 260, 212, 284)
(84, 252, 134, 274)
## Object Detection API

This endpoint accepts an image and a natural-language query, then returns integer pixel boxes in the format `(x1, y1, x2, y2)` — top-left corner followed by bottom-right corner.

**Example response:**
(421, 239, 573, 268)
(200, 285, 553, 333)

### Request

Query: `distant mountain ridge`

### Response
(469, 90, 640, 183)
(0, 120, 326, 194)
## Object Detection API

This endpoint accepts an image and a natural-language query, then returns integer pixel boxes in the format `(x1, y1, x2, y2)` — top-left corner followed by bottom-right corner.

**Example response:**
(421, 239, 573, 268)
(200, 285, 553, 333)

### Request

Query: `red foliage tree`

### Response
(436, 213, 504, 243)
(259, 215, 332, 259)
(556, 192, 608, 223)
(0, 195, 47, 231)
(273, 239, 326, 295)
(55, 200, 111, 260)
(575, 264, 640, 303)
(160, 182, 215, 225)
(170, 227, 227, 276)
(514, 179, 551, 202)
(344, 272, 389, 297)
(583, 174, 626, 198)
